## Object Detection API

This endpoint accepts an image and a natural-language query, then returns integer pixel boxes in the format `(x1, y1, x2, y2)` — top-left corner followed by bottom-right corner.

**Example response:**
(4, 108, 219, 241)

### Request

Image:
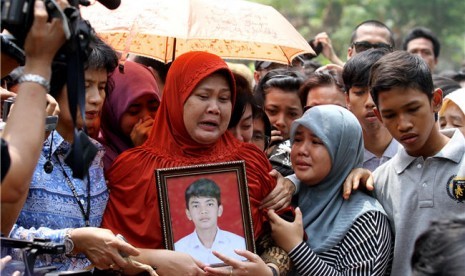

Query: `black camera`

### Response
(2, 96, 59, 131)
(1, 0, 120, 49)
(1, 0, 75, 48)
(308, 38, 323, 57)
(1, 236, 91, 276)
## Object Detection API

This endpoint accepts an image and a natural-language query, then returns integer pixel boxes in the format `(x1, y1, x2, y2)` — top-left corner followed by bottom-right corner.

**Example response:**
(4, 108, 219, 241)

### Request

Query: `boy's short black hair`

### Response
(299, 69, 344, 105)
(369, 51, 434, 106)
(254, 68, 305, 108)
(350, 20, 395, 47)
(185, 178, 221, 209)
(402, 27, 441, 58)
(343, 48, 390, 92)
(132, 55, 171, 83)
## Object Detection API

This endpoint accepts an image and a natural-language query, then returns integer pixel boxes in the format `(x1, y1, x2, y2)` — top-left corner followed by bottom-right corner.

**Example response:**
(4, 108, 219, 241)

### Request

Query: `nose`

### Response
(87, 85, 103, 106)
(397, 113, 413, 132)
(206, 99, 220, 115)
(365, 93, 376, 108)
(273, 113, 286, 130)
(295, 141, 309, 156)
(444, 121, 455, 130)
(200, 207, 207, 214)
(139, 108, 152, 120)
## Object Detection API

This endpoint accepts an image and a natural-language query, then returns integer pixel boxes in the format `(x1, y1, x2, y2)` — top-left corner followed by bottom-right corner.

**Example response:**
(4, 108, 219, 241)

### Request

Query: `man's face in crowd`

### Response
(406, 37, 437, 72)
(346, 85, 384, 133)
(347, 25, 392, 59)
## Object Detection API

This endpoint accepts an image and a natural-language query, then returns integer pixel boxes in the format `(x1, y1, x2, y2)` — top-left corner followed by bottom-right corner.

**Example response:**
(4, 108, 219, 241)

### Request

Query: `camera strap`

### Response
(64, 12, 97, 180)
(56, 153, 91, 227)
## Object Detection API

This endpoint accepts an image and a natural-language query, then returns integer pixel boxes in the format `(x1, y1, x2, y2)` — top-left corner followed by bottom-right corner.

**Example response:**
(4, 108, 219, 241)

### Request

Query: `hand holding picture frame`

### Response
(156, 161, 255, 266)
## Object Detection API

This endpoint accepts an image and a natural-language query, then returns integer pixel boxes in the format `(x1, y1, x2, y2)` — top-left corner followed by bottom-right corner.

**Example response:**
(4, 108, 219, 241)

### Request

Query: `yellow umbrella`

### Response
(80, 0, 314, 64)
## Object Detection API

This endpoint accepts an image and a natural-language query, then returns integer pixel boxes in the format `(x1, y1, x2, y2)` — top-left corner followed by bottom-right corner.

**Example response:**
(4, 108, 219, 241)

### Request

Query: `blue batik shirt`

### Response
(9, 131, 109, 271)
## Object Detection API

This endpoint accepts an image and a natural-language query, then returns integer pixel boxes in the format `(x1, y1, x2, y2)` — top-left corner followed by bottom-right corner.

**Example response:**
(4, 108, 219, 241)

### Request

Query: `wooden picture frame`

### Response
(156, 161, 255, 265)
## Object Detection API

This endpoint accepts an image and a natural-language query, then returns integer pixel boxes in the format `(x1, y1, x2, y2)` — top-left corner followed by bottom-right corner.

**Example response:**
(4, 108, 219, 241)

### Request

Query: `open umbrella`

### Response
(80, 0, 314, 64)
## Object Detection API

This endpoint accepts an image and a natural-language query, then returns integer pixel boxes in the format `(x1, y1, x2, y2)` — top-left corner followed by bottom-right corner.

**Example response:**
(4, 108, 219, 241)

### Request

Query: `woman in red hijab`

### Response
(102, 52, 284, 275)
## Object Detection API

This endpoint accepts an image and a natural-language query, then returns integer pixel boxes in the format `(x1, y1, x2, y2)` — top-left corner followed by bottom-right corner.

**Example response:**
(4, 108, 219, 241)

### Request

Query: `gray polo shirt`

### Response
(373, 129, 465, 276)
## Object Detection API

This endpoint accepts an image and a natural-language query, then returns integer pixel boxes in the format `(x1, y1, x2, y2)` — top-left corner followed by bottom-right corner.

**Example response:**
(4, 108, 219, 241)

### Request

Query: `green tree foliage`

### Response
(254, 0, 465, 72)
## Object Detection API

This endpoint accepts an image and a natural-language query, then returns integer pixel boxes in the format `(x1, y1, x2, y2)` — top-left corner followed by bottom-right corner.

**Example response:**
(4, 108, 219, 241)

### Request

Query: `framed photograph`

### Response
(156, 161, 255, 265)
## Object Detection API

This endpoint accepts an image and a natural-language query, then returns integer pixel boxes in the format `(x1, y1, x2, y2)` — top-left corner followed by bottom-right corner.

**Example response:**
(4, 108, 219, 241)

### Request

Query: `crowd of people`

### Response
(1, 1, 465, 276)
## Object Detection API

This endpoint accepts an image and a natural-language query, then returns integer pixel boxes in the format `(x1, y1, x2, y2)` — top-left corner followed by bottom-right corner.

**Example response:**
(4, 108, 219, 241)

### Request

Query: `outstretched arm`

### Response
(313, 32, 345, 66)
(1, 0, 67, 235)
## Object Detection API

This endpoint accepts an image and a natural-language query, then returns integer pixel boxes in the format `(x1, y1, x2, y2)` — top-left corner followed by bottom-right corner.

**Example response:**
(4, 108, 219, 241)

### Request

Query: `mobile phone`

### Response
(2, 96, 15, 121)
(268, 126, 283, 148)
(116, 234, 129, 257)
(1, 97, 57, 131)
(45, 115, 58, 131)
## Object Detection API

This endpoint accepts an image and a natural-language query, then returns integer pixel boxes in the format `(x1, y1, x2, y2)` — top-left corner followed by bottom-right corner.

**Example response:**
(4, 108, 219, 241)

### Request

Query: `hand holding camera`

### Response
(23, 0, 67, 80)
(309, 32, 345, 66)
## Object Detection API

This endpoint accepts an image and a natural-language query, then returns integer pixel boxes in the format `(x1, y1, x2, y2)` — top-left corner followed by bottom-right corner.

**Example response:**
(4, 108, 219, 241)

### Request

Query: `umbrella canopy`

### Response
(80, 0, 314, 64)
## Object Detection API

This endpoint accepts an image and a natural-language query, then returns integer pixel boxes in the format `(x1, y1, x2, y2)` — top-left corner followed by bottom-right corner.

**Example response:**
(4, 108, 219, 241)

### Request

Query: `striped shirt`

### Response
(288, 211, 393, 276)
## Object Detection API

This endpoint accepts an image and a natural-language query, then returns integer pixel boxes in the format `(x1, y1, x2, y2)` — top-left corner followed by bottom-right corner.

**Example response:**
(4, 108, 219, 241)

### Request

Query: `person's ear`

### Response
(253, 71, 261, 86)
(373, 107, 383, 123)
(185, 209, 192, 221)
(347, 46, 354, 59)
(432, 88, 443, 113)
(345, 93, 351, 110)
(218, 204, 223, 217)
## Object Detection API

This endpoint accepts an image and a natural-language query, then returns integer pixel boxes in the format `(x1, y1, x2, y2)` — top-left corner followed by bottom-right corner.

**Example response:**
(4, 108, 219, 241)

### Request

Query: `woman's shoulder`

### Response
(106, 146, 157, 184)
(235, 142, 269, 162)
(348, 211, 392, 241)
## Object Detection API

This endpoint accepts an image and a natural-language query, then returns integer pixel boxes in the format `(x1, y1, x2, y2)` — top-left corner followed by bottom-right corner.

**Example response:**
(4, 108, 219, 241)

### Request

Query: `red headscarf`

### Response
(102, 52, 276, 248)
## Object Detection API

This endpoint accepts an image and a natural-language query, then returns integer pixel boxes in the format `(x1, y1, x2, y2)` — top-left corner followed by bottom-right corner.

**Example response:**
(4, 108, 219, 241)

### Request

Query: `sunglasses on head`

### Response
(352, 41, 393, 53)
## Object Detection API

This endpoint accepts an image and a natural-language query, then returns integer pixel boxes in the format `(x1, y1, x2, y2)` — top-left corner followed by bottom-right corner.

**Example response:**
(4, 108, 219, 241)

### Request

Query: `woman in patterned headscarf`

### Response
(99, 60, 160, 173)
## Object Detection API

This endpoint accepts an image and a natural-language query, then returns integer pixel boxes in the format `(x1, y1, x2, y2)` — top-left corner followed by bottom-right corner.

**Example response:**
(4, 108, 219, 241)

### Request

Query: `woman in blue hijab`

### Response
(268, 104, 393, 275)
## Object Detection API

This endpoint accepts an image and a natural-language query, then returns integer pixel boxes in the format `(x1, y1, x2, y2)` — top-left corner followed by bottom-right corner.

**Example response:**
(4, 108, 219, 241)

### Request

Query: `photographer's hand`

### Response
(23, 0, 67, 77)
(45, 94, 60, 117)
(0, 256, 20, 276)
(314, 32, 345, 66)
(1, 0, 68, 235)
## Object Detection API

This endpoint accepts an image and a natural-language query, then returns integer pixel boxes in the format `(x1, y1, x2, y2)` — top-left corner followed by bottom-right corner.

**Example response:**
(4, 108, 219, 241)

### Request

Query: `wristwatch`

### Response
(64, 229, 75, 255)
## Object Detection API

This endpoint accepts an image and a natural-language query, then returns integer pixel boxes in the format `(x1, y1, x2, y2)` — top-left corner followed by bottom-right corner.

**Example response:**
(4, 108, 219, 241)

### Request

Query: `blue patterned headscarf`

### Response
(290, 104, 386, 253)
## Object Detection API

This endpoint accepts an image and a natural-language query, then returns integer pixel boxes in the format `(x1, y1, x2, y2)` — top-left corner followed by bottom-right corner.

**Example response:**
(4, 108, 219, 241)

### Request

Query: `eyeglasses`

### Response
(352, 41, 393, 53)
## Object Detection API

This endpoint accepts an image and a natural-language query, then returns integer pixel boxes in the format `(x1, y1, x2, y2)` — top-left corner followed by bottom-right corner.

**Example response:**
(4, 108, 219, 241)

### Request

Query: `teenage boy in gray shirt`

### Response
(368, 51, 465, 276)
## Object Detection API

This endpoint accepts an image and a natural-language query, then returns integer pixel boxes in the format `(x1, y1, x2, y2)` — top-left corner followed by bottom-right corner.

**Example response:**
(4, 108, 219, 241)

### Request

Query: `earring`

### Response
(44, 131, 54, 174)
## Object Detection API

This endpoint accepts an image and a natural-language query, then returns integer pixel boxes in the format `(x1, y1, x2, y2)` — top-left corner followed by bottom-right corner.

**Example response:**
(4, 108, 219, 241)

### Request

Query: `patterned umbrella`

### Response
(80, 0, 314, 64)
